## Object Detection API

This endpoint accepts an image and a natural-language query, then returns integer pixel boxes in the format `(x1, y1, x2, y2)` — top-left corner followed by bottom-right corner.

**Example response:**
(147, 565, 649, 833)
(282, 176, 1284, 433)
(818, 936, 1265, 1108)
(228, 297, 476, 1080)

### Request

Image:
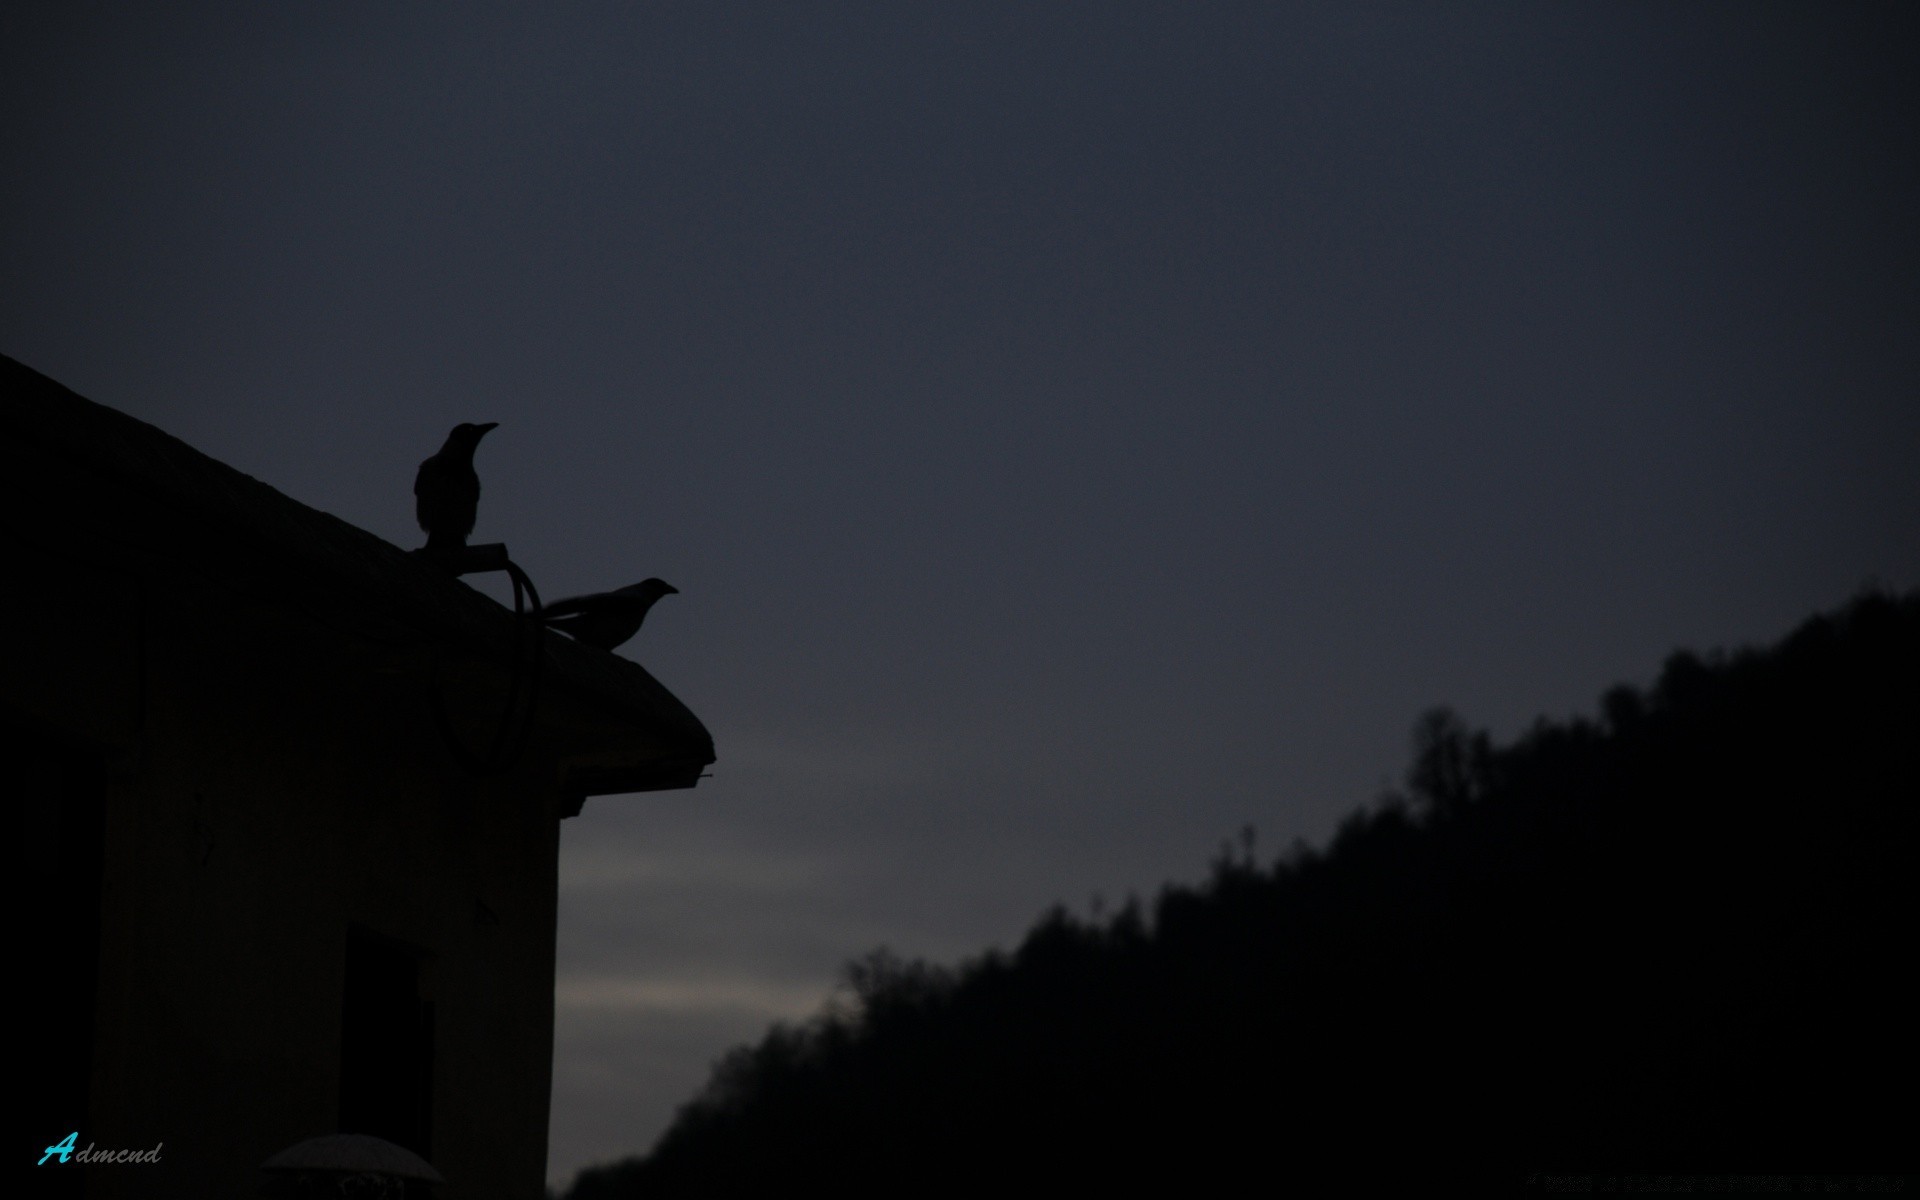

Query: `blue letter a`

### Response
(40, 1132, 78, 1166)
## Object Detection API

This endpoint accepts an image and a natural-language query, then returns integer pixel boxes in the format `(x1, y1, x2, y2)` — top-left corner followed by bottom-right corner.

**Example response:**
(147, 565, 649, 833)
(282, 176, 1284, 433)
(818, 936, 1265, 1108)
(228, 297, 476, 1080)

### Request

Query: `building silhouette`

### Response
(7, 354, 713, 1198)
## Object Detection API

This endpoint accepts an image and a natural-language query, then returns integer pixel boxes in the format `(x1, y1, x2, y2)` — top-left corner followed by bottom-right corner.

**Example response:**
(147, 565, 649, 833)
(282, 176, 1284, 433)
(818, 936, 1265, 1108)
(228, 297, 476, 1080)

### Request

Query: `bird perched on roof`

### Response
(414, 422, 498, 551)
(539, 579, 679, 651)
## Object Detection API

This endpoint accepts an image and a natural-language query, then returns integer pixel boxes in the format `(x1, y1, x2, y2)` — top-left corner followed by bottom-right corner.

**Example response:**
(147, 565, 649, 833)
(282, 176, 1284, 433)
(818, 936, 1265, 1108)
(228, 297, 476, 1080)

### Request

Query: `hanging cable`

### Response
(426, 552, 545, 777)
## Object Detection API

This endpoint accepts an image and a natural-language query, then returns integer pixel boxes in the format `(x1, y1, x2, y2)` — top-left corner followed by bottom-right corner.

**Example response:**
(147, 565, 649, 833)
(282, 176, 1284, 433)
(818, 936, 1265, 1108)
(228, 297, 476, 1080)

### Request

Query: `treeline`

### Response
(563, 592, 1917, 1193)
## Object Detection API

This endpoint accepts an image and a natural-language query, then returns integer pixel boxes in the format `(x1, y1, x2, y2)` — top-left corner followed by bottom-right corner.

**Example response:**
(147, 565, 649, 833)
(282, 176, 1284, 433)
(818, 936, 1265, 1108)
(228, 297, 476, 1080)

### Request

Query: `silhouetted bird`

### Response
(414, 422, 498, 550)
(539, 579, 679, 650)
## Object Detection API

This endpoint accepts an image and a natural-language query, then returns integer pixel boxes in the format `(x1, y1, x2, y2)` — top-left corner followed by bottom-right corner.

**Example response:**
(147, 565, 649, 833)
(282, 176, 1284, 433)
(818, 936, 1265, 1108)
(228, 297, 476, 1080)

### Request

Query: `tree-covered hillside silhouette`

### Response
(564, 592, 1917, 1193)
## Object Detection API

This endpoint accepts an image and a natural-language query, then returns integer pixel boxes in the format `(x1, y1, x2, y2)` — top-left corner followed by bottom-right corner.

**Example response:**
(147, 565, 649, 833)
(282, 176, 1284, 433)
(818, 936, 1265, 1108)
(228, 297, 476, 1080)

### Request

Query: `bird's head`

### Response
(445, 421, 499, 450)
(435, 424, 495, 456)
(622, 578, 679, 601)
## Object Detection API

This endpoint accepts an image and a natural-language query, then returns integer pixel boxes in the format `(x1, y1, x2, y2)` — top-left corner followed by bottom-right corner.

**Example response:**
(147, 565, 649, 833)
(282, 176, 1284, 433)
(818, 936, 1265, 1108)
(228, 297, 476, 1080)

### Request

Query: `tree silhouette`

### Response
(562, 590, 1919, 1195)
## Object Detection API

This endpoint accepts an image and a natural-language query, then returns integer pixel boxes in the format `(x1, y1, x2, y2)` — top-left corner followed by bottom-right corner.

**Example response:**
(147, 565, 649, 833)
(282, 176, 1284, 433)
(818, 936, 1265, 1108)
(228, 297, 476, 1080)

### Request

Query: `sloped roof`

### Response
(0, 353, 712, 798)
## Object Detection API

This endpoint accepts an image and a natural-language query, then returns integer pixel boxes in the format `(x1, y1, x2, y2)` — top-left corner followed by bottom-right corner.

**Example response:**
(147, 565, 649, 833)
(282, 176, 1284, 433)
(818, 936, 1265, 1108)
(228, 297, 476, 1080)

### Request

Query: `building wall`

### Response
(15, 522, 566, 1198)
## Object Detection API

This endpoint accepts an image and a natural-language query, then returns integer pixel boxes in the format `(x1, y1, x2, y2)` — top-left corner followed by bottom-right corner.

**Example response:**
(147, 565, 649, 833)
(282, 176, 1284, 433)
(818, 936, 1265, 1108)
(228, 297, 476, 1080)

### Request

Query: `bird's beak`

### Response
(664, 584, 679, 594)
(476, 422, 499, 436)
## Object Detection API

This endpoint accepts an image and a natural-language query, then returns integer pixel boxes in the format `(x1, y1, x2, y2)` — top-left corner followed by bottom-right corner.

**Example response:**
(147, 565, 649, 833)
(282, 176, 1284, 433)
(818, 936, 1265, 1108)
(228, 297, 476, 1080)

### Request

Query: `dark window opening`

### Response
(17, 727, 104, 1200)
(338, 926, 434, 1158)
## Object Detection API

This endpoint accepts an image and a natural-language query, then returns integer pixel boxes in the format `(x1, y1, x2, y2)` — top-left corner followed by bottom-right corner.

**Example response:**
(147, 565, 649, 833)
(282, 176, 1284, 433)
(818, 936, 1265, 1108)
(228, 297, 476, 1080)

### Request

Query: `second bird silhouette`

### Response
(539, 579, 679, 651)
(415, 421, 498, 550)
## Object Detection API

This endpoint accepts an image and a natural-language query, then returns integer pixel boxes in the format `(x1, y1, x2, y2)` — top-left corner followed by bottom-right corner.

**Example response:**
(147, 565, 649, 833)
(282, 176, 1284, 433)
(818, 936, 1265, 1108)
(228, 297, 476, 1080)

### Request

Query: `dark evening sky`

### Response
(6, 3, 1916, 1187)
